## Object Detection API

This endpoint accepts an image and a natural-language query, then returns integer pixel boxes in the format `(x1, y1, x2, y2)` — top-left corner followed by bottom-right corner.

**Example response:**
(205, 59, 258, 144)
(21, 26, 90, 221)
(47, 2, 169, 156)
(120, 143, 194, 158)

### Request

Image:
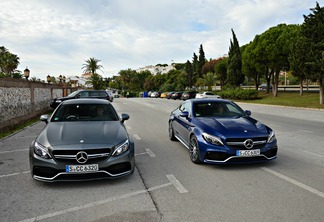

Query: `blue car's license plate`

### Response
(236, 149, 260, 156)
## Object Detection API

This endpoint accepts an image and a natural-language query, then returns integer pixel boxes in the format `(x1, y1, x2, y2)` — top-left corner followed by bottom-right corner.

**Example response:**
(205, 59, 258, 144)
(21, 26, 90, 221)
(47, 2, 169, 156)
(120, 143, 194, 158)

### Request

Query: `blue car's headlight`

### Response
(34, 142, 52, 159)
(267, 131, 276, 143)
(112, 140, 129, 156)
(202, 133, 224, 146)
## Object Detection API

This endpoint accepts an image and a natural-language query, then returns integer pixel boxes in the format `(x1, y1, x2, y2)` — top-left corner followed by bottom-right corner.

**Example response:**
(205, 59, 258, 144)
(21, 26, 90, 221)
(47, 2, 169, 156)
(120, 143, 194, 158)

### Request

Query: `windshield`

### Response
(67, 91, 81, 98)
(193, 101, 245, 117)
(51, 103, 118, 122)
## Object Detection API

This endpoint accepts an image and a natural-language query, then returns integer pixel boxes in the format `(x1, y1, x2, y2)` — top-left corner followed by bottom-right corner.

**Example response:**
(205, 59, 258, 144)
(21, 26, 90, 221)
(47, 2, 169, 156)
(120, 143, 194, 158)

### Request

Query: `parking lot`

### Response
(1, 98, 324, 222)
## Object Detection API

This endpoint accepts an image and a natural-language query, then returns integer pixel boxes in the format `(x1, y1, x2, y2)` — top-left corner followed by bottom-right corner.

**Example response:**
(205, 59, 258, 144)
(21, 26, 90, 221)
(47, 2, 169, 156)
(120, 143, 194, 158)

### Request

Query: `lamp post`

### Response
(47, 75, 51, 84)
(24, 67, 30, 80)
(59, 75, 63, 84)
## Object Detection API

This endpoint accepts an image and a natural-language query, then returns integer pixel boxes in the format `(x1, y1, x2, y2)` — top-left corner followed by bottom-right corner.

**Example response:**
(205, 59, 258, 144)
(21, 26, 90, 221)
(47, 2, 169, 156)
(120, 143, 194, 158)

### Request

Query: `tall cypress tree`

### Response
(192, 53, 199, 86)
(227, 29, 244, 87)
(185, 60, 193, 88)
(198, 44, 206, 78)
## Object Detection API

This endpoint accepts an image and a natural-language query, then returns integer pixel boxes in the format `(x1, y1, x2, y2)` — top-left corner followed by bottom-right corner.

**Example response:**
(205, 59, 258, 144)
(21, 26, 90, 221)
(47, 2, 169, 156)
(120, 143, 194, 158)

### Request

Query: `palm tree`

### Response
(0, 47, 20, 76)
(81, 57, 103, 75)
(82, 57, 104, 90)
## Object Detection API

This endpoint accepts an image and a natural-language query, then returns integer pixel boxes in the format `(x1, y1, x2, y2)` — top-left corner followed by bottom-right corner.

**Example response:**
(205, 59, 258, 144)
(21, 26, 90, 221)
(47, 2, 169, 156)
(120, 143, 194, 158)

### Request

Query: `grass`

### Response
(237, 91, 324, 109)
(0, 116, 41, 139)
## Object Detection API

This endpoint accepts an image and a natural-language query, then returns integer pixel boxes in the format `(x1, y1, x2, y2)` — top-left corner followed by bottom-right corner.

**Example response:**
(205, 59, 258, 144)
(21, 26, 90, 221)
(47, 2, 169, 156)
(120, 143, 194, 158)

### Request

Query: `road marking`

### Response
(135, 149, 156, 157)
(303, 151, 324, 158)
(133, 134, 141, 140)
(166, 174, 188, 193)
(145, 148, 156, 157)
(19, 174, 187, 222)
(0, 171, 30, 178)
(0, 149, 29, 154)
(261, 167, 324, 199)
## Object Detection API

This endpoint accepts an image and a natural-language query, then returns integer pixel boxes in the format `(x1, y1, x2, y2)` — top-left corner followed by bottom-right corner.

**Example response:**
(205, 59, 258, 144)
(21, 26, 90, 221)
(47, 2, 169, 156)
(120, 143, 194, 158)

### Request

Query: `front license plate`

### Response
(66, 164, 99, 173)
(236, 149, 261, 156)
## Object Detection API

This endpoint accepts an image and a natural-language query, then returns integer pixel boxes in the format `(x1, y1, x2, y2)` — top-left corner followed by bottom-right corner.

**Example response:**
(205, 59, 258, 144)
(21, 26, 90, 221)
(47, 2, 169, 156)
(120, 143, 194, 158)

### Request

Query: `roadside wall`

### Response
(0, 78, 75, 133)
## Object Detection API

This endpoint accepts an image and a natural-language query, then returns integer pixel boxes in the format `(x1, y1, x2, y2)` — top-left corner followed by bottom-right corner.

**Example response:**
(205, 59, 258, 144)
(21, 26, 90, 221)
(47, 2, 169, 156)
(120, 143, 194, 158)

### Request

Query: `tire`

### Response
(168, 122, 177, 141)
(189, 136, 202, 164)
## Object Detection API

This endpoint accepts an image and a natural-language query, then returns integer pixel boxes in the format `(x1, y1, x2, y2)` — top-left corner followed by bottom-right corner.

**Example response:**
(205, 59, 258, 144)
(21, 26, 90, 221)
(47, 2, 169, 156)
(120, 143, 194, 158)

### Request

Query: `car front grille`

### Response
(52, 148, 111, 164)
(226, 137, 268, 150)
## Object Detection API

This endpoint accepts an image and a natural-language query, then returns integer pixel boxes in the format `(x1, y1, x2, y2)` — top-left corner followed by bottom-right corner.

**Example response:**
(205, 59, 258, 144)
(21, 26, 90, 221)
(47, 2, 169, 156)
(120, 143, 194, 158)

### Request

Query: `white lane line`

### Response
(166, 174, 188, 193)
(0, 149, 29, 154)
(135, 152, 147, 156)
(133, 134, 141, 140)
(0, 171, 30, 178)
(303, 151, 324, 158)
(261, 167, 324, 199)
(145, 148, 156, 157)
(19, 175, 187, 222)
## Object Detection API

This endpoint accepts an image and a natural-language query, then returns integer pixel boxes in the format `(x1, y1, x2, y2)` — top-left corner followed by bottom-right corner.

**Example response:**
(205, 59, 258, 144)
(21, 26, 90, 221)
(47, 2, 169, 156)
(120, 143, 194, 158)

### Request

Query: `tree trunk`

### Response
(272, 71, 279, 97)
(299, 80, 303, 96)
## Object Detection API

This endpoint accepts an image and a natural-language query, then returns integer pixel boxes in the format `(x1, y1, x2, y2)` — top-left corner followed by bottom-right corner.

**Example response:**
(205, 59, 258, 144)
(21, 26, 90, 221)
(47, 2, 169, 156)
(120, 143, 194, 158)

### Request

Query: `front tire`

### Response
(189, 136, 202, 164)
(168, 122, 176, 141)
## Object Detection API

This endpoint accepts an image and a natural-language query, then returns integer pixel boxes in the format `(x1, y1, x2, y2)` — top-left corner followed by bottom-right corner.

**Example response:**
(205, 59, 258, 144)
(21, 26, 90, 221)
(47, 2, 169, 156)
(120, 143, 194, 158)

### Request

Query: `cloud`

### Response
(0, 0, 320, 80)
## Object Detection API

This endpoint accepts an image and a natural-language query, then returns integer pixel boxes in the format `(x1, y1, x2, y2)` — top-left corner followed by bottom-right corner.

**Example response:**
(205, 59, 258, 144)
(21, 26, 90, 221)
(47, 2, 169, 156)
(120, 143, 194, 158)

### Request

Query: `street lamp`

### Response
(59, 75, 63, 84)
(24, 67, 30, 80)
(47, 75, 51, 83)
(62, 75, 66, 83)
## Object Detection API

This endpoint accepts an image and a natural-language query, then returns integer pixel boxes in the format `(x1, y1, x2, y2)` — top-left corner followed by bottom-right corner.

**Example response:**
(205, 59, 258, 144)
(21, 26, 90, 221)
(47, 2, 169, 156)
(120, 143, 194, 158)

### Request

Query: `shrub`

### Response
(218, 88, 258, 100)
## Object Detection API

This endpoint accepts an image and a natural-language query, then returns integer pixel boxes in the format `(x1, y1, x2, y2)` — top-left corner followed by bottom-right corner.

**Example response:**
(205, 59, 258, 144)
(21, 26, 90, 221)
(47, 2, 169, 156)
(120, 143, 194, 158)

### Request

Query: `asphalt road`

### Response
(0, 98, 323, 222)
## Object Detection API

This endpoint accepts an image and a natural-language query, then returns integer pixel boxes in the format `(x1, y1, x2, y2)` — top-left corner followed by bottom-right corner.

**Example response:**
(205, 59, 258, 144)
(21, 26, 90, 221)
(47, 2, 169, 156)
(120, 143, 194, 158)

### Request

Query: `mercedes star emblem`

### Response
(244, 139, 254, 149)
(76, 151, 88, 164)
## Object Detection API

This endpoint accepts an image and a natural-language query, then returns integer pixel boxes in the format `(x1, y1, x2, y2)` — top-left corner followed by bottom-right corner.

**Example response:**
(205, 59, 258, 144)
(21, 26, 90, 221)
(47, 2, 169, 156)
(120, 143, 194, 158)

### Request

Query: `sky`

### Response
(0, 0, 322, 80)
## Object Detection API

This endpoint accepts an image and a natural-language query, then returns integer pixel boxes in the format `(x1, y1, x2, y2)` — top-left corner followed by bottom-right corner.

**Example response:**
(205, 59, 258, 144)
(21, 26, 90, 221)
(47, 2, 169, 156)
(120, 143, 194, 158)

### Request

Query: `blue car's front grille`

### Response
(226, 137, 268, 150)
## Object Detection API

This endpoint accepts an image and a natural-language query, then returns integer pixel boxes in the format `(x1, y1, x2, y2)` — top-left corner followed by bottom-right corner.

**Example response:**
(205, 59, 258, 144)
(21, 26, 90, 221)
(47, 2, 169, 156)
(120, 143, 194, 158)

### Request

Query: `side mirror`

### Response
(40, 114, 49, 124)
(245, 110, 251, 116)
(180, 111, 189, 118)
(120, 113, 130, 123)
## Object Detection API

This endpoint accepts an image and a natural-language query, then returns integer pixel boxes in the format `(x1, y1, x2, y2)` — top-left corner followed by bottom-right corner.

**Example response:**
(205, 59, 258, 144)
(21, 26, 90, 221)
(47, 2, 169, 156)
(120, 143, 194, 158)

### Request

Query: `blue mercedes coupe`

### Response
(168, 98, 278, 164)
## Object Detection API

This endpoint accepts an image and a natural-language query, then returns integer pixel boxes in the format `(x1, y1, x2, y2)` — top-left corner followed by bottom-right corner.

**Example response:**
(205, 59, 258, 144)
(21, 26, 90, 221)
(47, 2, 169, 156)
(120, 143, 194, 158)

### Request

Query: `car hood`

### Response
(194, 116, 270, 138)
(36, 121, 128, 148)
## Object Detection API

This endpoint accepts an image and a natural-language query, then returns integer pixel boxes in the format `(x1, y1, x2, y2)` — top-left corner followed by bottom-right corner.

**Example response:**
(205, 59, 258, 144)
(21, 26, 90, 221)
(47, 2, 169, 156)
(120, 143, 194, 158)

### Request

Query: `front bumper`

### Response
(30, 146, 135, 182)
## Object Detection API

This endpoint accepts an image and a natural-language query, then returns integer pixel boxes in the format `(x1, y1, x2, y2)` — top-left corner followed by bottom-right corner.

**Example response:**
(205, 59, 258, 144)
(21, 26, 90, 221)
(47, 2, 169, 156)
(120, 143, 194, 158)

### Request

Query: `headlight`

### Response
(34, 142, 52, 159)
(55, 100, 62, 103)
(112, 140, 129, 156)
(202, 133, 224, 146)
(267, 131, 276, 143)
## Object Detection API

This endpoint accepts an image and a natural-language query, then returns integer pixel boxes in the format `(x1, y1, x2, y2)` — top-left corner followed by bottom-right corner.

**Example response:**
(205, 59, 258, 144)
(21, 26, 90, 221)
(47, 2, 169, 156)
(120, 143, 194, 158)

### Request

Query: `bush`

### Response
(218, 88, 258, 100)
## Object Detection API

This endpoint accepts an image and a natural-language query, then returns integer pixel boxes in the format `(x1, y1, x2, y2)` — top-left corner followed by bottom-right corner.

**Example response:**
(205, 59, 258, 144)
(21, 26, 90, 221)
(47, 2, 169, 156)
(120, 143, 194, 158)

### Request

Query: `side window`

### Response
(179, 102, 191, 113)
(79, 91, 89, 97)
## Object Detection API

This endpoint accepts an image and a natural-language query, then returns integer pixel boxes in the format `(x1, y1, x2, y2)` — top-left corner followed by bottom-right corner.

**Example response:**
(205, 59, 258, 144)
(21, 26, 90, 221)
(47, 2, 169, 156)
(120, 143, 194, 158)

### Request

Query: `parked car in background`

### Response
(151, 91, 160, 98)
(160, 92, 168, 98)
(171, 92, 183, 100)
(181, 91, 198, 100)
(259, 83, 272, 91)
(166, 92, 175, 99)
(50, 90, 112, 109)
(195, 91, 221, 99)
(30, 99, 134, 182)
(168, 98, 278, 164)
(106, 90, 114, 102)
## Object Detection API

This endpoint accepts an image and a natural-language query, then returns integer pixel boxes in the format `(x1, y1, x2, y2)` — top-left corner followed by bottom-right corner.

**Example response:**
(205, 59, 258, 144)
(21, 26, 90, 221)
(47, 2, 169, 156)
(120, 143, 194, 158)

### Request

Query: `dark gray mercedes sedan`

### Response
(29, 99, 134, 182)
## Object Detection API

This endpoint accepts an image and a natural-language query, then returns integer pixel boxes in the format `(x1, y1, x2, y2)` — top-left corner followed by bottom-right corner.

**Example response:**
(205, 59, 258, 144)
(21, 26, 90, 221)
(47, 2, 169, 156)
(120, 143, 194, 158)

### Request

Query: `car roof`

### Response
(189, 98, 229, 103)
(62, 98, 111, 105)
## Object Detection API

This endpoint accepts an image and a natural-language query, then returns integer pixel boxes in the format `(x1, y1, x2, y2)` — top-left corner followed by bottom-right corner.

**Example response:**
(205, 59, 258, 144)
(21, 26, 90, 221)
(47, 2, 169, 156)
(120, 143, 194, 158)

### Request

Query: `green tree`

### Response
(198, 44, 206, 78)
(289, 31, 309, 95)
(82, 57, 104, 89)
(214, 57, 228, 89)
(196, 72, 216, 91)
(184, 60, 193, 88)
(227, 29, 244, 87)
(301, 2, 324, 104)
(0, 46, 20, 77)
